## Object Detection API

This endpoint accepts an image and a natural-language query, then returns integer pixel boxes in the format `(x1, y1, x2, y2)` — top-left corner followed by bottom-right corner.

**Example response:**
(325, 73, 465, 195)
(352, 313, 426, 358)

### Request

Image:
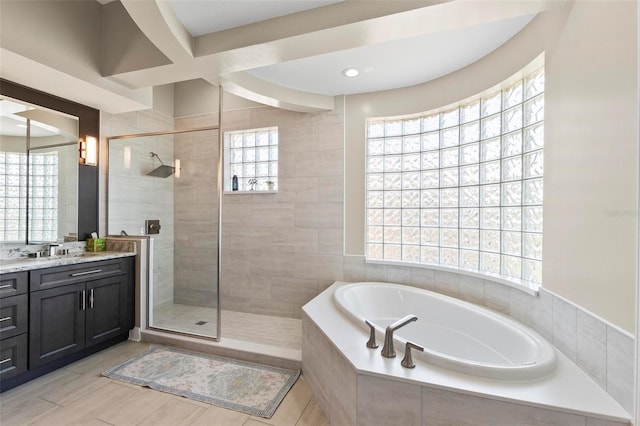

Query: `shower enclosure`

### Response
(107, 126, 221, 340)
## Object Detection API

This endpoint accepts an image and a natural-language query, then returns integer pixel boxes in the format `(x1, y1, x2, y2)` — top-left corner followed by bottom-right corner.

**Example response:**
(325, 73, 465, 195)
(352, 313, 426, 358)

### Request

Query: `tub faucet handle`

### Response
(401, 341, 424, 369)
(381, 314, 418, 358)
(365, 320, 379, 349)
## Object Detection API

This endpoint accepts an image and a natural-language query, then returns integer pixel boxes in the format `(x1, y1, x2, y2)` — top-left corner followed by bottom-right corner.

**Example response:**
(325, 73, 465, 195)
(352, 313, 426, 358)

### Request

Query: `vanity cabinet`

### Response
(0, 272, 28, 380)
(0, 256, 134, 391)
(29, 258, 134, 369)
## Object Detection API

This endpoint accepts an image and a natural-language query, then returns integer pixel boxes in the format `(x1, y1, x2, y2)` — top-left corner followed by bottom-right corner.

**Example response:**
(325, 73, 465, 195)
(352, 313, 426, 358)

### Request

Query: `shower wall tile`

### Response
(249, 251, 296, 277)
(318, 122, 345, 151)
(103, 109, 177, 308)
(249, 203, 295, 228)
(294, 203, 343, 229)
(271, 228, 319, 254)
(218, 105, 344, 318)
(317, 228, 343, 255)
(219, 227, 270, 252)
(221, 203, 253, 227)
(279, 125, 319, 153)
(293, 150, 343, 178)
(271, 277, 319, 306)
(293, 253, 344, 282)
(227, 273, 271, 299)
(318, 176, 343, 202)
(277, 177, 319, 203)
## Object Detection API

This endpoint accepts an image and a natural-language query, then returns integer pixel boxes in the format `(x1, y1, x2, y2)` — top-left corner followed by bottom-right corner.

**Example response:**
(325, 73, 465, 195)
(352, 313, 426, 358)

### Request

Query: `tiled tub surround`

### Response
(342, 256, 636, 417)
(303, 281, 632, 425)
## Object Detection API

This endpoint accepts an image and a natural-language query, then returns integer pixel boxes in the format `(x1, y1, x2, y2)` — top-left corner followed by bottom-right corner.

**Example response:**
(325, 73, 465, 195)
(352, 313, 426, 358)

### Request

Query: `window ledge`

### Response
(365, 258, 540, 296)
(223, 190, 278, 195)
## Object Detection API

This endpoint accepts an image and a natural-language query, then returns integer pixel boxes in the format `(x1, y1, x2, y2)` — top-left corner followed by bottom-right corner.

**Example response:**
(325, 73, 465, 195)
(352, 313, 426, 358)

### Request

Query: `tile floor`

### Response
(151, 304, 302, 351)
(0, 341, 328, 426)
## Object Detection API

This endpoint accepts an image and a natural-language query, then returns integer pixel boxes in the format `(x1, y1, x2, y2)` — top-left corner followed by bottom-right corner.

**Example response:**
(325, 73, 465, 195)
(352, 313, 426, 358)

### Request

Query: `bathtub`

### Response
(333, 282, 557, 380)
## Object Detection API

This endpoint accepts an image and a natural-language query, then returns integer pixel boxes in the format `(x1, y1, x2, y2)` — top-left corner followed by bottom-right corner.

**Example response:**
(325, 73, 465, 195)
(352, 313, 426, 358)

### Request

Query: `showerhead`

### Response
(147, 152, 175, 178)
(147, 164, 175, 178)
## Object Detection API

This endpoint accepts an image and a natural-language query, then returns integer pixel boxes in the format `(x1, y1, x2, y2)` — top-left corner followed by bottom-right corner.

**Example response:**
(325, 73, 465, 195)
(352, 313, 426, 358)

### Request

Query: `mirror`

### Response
(0, 97, 79, 244)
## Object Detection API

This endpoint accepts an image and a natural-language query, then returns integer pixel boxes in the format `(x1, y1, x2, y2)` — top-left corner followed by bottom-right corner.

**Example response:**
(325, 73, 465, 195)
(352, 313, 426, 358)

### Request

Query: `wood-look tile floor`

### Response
(0, 341, 328, 426)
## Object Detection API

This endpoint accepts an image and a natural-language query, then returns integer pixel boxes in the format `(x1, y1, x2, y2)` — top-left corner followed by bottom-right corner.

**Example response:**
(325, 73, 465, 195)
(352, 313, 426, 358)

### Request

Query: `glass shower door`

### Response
(107, 127, 220, 339)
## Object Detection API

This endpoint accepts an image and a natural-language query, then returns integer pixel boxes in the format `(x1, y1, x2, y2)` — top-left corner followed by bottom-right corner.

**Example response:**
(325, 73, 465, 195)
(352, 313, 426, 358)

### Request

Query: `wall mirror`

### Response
(0, 96, 79, 244)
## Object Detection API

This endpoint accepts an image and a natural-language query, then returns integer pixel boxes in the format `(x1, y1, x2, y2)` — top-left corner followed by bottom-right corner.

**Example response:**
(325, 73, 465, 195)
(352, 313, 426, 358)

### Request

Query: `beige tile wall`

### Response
(216, 103, 345, 319)
(172, 120, 219, 308)
(102, 110, 175, 307)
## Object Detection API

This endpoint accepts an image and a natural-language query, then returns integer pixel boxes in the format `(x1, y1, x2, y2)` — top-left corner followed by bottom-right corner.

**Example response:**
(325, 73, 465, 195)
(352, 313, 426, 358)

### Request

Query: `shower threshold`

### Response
(142, 305, 302, 370)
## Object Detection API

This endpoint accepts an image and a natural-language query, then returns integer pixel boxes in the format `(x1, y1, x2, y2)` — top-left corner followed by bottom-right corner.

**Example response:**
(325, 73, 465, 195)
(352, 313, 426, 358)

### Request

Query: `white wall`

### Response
(344, 1, 638, 333)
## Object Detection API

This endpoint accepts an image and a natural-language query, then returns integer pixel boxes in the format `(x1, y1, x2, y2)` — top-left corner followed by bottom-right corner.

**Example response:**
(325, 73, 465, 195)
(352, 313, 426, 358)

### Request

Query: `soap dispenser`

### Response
(232, 174, 238, 191)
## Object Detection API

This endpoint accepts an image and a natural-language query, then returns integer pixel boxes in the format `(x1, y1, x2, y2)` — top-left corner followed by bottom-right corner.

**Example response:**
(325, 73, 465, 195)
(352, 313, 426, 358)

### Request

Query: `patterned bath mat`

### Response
(103, 345, 300, 418)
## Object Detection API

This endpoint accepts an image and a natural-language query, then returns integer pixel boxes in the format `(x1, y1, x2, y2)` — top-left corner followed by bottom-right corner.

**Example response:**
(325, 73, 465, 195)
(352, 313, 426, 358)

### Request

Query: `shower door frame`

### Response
(105, 98, 224, 342)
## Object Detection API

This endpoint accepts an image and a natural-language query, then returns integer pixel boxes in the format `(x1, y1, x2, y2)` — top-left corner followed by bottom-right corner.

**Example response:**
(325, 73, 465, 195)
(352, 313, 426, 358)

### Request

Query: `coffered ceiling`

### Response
(0, 0, 563, 113)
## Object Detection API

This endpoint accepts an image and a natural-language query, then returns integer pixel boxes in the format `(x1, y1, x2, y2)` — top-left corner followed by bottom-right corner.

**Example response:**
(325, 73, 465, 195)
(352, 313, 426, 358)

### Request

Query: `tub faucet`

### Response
(381, 314, 418, 358)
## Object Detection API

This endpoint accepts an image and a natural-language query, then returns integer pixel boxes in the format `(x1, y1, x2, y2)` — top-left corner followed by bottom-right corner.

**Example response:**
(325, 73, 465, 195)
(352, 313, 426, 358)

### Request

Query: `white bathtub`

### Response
(333, 282, 557, 380)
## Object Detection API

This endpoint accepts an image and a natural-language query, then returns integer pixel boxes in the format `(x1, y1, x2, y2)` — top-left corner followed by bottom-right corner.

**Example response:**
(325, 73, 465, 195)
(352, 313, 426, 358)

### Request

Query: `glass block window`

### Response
(224, 127, 278, 192)
(0, 151, 58, 242)
(0, 152, 28, 242)
(29, 152, 59, 242)
(365, 68, 544, 284)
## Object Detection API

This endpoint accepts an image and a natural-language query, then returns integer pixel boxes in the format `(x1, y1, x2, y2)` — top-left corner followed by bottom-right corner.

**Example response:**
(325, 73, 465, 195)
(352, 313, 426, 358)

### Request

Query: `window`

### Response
(224, 127, 278, 192)
(365, 68, 544, 285)
(0, 151, 58, 242)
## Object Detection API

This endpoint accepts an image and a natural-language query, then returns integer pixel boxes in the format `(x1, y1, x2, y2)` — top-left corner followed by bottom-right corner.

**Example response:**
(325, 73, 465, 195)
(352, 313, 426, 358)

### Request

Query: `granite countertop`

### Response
(0, 251, 136, 274)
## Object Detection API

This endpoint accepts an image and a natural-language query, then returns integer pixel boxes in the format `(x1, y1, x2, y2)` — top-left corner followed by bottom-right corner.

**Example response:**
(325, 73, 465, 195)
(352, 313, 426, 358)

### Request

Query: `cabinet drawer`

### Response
(30, 259, 127, 292)
(0, 333, 28, 381)
(0, 294, 28, 340)
(0, 272, 28, 298)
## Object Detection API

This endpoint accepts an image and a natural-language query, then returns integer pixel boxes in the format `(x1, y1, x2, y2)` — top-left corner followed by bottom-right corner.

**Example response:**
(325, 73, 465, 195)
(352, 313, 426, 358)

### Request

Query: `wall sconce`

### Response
(79, 136, 98, 166)
(174, 159, 181, 178)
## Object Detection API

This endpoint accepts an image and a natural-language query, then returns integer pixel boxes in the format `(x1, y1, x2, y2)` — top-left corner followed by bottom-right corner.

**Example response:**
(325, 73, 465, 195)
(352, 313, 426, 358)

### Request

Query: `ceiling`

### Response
(0, 1, 559, 113)
(164, 0, 535, 97)
(168, 0, 344, 36)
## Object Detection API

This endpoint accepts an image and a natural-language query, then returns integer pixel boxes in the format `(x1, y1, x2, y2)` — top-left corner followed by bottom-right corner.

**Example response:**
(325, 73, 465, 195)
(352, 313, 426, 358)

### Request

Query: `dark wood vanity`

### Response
(0, 256, 134, 392)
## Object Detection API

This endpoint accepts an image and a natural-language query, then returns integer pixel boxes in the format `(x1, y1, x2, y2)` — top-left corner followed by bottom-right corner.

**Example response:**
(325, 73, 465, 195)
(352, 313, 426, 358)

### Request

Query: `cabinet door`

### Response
(85, 275, 128, 347)
(30, 283, 85, 368)
(0, 334, 28, 382)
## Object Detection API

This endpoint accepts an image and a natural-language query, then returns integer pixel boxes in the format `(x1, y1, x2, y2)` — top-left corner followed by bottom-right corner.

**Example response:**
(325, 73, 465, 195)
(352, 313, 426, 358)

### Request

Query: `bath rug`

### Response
(103, 345, 300, 418)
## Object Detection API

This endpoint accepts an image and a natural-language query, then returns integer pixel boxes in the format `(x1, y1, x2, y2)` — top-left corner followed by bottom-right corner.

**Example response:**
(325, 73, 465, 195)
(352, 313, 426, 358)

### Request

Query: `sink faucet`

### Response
(381, 314, 418, 358)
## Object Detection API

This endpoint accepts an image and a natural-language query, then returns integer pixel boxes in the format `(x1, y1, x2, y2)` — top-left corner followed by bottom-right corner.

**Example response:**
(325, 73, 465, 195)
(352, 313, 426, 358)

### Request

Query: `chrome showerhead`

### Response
(147, 152, 175, 178)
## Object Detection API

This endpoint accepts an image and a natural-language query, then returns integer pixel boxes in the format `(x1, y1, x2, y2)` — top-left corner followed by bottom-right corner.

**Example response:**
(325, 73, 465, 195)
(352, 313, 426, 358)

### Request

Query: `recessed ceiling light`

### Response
(342, 68, 359, 78)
